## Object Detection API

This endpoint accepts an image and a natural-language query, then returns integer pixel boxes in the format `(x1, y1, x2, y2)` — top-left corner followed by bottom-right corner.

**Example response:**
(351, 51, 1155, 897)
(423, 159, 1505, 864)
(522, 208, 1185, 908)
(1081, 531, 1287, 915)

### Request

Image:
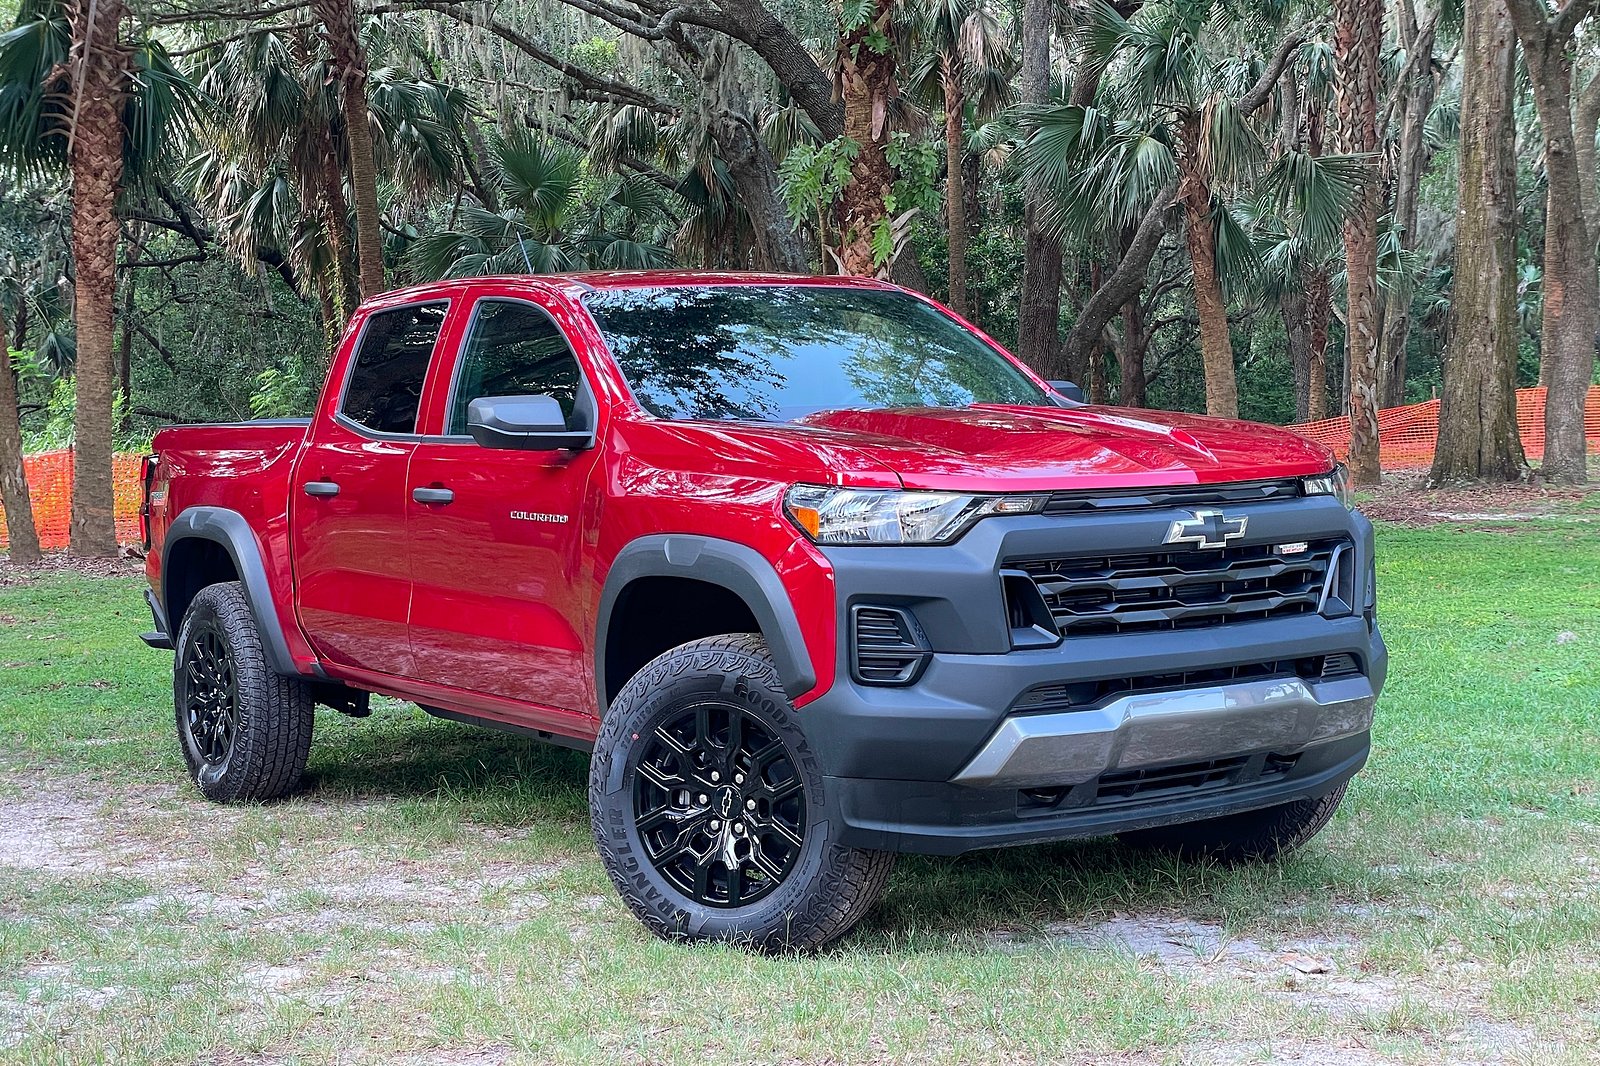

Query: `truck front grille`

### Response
(1010, 538, 1348, 636)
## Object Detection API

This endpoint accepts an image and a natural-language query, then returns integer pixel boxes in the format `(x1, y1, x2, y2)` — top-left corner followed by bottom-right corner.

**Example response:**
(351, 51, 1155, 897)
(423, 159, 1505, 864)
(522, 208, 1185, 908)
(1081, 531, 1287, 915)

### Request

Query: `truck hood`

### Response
(791, 405, 1336, 492)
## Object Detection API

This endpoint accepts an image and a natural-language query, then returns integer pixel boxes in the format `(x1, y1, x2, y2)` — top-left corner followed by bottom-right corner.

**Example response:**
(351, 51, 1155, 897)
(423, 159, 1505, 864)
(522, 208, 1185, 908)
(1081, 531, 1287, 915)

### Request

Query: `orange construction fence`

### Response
(0, 451, 144, 552)
(1289, 385, 1600, 469)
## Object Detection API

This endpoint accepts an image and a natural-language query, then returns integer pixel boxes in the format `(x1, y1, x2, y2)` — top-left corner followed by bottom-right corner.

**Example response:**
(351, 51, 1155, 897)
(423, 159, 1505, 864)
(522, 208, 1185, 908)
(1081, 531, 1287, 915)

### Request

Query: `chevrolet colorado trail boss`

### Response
(140, 272, 1385, 950)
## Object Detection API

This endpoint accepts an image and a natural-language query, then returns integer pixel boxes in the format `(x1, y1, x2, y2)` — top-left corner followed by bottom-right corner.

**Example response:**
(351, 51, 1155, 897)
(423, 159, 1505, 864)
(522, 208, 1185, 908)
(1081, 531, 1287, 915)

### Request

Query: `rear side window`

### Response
(448, 300, 583, 434)
(341, 302, 447, 434)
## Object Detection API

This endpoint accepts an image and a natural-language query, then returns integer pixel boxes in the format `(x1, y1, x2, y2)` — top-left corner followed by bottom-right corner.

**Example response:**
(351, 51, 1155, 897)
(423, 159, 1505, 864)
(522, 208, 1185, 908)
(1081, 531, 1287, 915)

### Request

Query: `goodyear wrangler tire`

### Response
(590, 634, 895, 952)
(173, 581, 314, 803)
(1117, 782, 1349, 864)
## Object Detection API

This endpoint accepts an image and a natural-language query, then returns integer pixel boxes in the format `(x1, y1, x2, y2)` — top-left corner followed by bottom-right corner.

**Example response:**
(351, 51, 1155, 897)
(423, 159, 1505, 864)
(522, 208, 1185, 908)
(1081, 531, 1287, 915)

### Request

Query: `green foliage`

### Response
(0, 0, 192, 182)
(249, 354, 318, 419)
(569, 35, 618, 73)
(778, 136, 859, 224)
(18, 374, 136, 451)
(405, 129, 672, 279)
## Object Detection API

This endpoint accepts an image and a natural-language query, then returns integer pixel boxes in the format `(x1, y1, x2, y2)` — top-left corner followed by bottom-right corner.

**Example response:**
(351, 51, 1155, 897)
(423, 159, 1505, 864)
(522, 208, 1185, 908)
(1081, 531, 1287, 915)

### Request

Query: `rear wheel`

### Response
(1117, 783, 1349, 863)
(173, 581, 314, 802)
(590, 634, 895, 952)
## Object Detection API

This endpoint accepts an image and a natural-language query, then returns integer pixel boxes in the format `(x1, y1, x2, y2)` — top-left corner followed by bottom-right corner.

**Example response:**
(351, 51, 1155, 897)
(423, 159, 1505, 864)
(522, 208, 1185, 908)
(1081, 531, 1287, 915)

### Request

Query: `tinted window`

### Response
(342, 303, 447, 434)
(448, 300, 583, 434)
(583, 286, 1046, 422)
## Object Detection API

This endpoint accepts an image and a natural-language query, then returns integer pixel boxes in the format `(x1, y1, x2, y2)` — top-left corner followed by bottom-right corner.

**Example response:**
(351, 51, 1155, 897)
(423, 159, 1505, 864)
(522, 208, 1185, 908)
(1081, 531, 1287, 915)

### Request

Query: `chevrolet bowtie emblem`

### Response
(1164, 509, 1248, 549)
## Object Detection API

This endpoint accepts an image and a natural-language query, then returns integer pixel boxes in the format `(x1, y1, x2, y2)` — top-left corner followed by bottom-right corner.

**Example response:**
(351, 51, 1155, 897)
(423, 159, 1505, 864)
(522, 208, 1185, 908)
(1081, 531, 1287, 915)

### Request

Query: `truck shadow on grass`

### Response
(298, 706, 1374, 948)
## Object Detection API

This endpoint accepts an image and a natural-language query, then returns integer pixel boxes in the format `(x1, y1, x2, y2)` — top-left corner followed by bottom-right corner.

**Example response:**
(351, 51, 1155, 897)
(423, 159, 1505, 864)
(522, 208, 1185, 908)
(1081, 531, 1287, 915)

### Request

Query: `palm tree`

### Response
(405, 130, 673, 279)
(1334, 0, 1383, 484)
(311, 0, 384, 299)
(188, 15, 465, 348)
(1023, 0, 1312, 417)
(832, 0, 902, 277)
(0, 0, 188, 556)
(911, 0, 1014, 317)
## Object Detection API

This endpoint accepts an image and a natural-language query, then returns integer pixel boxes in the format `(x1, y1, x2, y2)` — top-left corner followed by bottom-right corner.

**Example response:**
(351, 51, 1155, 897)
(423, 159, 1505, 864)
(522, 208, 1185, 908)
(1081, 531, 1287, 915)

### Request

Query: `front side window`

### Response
(341, 302, 447, 434)
(582, 285, 1048, 422)
(448, 300, 584, 435)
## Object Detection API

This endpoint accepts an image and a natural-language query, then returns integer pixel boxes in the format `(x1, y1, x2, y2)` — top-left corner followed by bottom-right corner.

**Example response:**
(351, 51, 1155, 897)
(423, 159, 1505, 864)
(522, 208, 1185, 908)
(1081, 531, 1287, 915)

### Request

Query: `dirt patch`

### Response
(997, 913, 1352, 973)
(0, 551, 144, 587)
(397, 1047, 513, 1066)
(1, 773, 565, 930)
(0, 789, 124, 873)
(0, 776, 238, 876)
(1360, 471, 1599, 527)
(999, 911, 1541, 1060)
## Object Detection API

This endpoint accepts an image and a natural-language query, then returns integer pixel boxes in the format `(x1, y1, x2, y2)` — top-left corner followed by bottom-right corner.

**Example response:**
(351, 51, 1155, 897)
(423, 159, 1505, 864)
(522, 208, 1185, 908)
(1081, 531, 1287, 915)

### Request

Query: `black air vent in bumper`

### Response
(851, 605, 930, 686)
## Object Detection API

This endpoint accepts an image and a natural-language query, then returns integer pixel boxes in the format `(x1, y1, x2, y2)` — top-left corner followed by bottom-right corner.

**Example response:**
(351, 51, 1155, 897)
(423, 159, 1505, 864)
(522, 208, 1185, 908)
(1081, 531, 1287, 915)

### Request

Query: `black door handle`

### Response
(303, 481, 341, 498)
(412, 486, 455, 505)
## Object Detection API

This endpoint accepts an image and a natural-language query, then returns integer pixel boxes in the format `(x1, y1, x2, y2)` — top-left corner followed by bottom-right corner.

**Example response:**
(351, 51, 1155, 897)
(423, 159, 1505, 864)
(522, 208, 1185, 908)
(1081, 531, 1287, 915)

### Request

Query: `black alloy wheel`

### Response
(590, 633, 896, 951)
(182, 623, 239, 765)
(632, 699, 807, 908)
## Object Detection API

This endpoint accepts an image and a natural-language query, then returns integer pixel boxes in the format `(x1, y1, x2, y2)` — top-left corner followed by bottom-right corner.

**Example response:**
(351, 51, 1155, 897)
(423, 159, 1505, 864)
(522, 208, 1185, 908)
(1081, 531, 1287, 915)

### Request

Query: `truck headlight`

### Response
(784, 486, 1048, 545)
(1302, 464, 1354, 510)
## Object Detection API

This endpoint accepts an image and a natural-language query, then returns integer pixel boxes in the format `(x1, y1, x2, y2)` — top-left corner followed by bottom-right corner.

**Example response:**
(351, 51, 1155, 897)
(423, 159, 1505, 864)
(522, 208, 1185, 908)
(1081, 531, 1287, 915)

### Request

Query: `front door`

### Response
(292, 301, 448, 676)
(406, 296, 605, 723)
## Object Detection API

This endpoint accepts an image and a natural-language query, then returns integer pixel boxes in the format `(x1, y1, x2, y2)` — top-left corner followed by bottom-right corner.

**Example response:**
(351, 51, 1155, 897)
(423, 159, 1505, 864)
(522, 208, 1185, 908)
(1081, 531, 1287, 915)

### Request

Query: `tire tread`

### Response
(175, 582, 313, 803)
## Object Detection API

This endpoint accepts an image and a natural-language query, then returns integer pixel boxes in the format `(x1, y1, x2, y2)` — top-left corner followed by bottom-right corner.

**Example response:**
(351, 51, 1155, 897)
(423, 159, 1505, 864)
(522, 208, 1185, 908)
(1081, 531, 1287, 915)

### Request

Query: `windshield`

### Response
(582, 285, 1049, 421)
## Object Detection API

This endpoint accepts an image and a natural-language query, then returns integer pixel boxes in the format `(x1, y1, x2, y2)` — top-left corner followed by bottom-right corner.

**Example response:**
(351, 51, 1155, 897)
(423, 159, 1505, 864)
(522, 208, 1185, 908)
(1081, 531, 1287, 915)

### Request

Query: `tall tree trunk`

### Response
(1430, 0, 1525, 483)
(315, 0, 385, 298)
(834, 5, 898, 277)
(1506, 0, 1598, 484)
(1282, 288, 1312, 422)
(710, 114, 809, 273)
(1306, 268, 1333, 421)
(117, 268, 135, 432)
(66, 0, 130, 558)
(1058, 181, 1178, 380)
(1178, 118, 1237, 418)
(1335, 0, 1384, 486)
(0, 308, 41, 563)
(1016, 0, 1063, 375)
(1118, 297, 1149, 408)
(317, 138, 358, 323)
(942, 58, 971, 316)
(1378, 3, 1439, 409)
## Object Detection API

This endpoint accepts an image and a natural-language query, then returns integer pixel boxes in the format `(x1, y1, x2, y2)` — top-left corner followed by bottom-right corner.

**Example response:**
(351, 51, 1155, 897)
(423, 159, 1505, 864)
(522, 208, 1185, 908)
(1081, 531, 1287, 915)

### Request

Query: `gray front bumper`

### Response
(950, 674, 1377, 789)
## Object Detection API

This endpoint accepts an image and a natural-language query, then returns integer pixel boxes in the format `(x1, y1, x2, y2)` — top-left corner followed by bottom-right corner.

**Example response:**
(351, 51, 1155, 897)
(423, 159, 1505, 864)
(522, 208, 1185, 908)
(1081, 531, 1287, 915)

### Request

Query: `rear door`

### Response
(292, 300, 450, 676)
(405, 295, 604, 723)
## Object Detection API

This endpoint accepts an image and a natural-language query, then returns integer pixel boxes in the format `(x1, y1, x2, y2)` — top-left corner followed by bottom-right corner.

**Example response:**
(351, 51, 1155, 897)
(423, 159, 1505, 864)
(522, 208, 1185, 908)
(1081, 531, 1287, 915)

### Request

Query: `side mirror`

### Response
(466, 395, 593, 451)
(1047, 380, 1086, 404)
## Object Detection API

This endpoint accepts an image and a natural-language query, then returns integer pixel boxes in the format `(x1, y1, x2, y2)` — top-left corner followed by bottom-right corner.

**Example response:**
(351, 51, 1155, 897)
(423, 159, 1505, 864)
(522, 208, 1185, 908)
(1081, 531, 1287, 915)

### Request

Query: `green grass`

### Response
(2, 517, 1599, 1064)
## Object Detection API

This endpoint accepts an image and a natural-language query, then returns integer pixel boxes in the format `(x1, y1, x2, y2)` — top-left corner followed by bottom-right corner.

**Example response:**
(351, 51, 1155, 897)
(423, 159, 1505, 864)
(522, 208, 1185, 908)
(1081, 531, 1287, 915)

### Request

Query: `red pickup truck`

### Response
(140, 272, 1384, 950)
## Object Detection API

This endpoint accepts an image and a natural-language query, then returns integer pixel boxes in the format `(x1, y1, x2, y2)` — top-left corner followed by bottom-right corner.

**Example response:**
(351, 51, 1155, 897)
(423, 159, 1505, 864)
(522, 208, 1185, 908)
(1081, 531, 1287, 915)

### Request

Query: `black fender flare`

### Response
(595, 535, 817, 707)
(162, 506, 303, 677)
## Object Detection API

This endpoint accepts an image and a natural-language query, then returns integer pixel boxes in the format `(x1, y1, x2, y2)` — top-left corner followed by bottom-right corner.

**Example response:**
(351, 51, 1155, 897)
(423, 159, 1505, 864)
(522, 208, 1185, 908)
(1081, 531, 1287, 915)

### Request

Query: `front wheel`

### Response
(590, 634, 895, 952)
(173, 581, 314, 803)
(1117, 782, 1349, 864)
